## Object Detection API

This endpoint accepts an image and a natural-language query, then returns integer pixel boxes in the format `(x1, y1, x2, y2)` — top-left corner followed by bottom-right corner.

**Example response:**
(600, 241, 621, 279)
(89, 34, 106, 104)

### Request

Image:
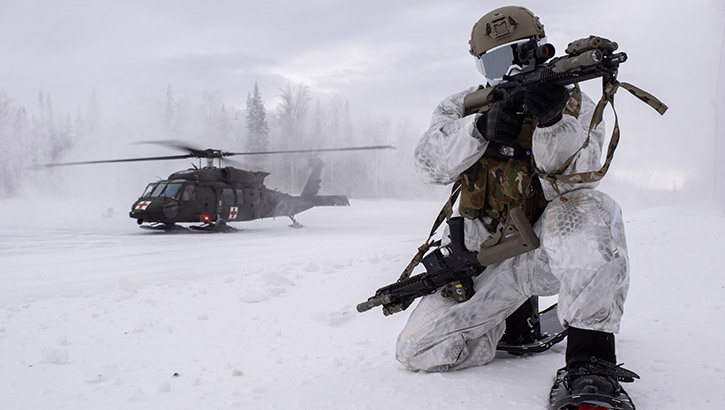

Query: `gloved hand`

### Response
(524, 83, 570, 127)
(476, 92, 524, 143)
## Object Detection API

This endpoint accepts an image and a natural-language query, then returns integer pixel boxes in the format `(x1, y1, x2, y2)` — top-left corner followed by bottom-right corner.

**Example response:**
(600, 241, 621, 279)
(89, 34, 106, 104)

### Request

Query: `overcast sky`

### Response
(1, 0, 477, 120)
(1, 0, 724, 193)
(1, 1, 720, 119)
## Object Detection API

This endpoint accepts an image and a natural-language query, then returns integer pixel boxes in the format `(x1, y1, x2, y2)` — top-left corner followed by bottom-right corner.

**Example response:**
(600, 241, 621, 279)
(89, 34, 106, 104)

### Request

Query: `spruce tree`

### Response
(245, 82, 269, 153)
(164, 85, 175, 132)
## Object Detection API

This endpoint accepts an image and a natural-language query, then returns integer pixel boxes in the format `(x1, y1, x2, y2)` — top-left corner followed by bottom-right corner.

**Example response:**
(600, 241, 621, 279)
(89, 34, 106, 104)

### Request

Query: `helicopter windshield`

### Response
(150, 182, 183, 199)
(163, 183, 183, 199)
(140, 183, 157, 198)
(150, 183, 167, 197)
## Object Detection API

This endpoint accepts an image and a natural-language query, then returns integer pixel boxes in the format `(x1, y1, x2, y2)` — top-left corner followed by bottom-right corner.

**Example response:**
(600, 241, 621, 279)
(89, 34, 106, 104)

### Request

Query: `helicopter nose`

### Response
(132, 200, 153, 212)
(130, 199, 158, 219)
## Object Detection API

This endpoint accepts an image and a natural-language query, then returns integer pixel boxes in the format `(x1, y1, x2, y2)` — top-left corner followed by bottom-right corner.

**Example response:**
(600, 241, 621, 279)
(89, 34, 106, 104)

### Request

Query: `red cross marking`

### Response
(136, 201, 151, 210)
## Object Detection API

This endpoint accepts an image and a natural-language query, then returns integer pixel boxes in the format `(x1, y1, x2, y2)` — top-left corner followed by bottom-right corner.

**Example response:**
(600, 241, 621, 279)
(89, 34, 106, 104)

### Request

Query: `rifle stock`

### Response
(477, 207, 539, 266)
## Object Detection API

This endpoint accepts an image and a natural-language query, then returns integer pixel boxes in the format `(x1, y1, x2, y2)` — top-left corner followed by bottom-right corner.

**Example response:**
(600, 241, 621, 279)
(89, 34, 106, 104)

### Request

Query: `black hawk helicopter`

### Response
(43, 141, 394, 231)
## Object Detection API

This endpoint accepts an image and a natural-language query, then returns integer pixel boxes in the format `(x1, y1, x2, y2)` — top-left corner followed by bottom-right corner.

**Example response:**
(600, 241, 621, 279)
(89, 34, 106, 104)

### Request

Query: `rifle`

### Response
(464, 35, 667, 188)
(356, 208, 539, 316)
(464, 35, 628, 115)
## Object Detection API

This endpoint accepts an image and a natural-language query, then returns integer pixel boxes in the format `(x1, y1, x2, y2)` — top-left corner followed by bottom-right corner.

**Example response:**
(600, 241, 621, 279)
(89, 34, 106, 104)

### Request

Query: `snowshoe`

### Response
(497, 302, 568, 355)
(548, 357, 640, 410)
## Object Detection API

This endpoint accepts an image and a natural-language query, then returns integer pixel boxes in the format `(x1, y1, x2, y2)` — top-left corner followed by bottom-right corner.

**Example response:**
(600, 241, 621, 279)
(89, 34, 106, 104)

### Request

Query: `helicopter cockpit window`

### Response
(164, 183, 183, 200)
(235, 189, 244, 205)
(141, 183, 157, 198)
(182, 185, 197, 201)
(222, 188, 235, 206)
(151, 183, 167, 197)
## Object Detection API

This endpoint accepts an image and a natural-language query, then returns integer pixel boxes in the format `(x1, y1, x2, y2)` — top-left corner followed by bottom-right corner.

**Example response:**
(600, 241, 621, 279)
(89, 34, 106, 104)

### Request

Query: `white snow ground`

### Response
(0, 198, 723, 409)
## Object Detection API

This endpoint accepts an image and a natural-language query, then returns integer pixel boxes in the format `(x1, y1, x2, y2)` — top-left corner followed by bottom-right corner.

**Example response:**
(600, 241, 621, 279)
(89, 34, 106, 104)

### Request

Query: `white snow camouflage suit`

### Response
(396, 86, 630, 372)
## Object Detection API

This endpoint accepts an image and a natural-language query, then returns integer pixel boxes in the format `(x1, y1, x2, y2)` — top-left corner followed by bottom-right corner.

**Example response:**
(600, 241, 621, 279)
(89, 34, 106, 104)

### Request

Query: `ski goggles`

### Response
(474, 38, 538, 80)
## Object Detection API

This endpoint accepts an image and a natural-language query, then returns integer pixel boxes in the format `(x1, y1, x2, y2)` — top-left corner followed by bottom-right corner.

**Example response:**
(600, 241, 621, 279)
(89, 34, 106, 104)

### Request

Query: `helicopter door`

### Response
(220, 188, 238, 221)
(248, 188, 263, 219)
(175, 184, 198, 221)
(181, 185, 197, 201)
(234, 188, 252, 221)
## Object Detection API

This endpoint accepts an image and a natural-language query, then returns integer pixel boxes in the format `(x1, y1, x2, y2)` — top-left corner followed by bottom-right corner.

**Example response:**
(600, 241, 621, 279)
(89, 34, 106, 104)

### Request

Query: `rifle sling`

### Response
(537, 72, 668, 198)
(396, 180, 461, 283)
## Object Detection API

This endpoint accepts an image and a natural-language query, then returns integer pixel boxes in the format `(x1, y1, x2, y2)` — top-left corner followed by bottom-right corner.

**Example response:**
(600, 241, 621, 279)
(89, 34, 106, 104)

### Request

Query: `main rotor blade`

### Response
(39, 144, 396, 167)
(223, 145, 396, 157)
(134, 140, 205, 155)
(40, 154, 194, 167)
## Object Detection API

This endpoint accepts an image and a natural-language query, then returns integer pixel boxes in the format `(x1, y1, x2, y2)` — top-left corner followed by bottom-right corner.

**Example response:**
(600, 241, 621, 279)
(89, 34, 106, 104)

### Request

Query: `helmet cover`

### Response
(469, 6, 545, 57)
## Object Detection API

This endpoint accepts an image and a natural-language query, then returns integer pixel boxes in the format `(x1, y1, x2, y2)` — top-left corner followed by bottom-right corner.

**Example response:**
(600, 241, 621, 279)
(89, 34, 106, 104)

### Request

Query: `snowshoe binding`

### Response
(548, 357, 640, 410)
(497, 299, 568, 355)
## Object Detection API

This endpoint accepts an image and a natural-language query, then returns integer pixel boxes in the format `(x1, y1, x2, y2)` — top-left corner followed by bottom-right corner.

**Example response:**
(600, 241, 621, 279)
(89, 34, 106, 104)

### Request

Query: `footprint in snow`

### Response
(240, 292, 269, 303)
(41, 347, 69, 364)
(310, 307, 354, 326)
(83, 365, 119, 383)
(304, 262, 320, 272)
(262, 272, 295, 287)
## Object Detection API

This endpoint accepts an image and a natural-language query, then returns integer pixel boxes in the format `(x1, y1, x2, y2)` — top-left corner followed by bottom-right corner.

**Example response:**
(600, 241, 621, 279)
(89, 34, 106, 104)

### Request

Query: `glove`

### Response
(476, 92, 524, 143)
(523, 83, 570, 127)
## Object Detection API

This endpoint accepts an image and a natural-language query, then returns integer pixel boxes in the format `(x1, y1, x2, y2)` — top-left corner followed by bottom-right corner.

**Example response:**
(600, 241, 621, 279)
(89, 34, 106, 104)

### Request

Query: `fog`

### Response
(0, 0, 723, 213)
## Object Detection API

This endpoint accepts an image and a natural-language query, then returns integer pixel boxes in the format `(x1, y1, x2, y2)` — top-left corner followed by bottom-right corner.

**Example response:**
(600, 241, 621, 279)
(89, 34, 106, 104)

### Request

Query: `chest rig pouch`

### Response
(459, 85, 582, 229)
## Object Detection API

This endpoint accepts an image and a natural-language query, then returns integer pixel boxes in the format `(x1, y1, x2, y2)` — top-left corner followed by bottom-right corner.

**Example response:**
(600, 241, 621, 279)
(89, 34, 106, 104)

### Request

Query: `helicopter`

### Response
(43, 141, 395, 231)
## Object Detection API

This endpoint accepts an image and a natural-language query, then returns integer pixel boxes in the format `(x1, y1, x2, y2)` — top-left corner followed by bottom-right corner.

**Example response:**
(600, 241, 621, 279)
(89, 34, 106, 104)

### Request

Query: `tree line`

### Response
(0, 89, 102, 196)
(0, 82, 440, 200)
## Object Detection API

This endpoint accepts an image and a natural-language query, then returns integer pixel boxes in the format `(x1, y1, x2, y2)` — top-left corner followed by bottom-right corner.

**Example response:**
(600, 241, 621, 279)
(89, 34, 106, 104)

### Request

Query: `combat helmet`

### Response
(469, 6, 546, 81)
(469, 6, 545, 57)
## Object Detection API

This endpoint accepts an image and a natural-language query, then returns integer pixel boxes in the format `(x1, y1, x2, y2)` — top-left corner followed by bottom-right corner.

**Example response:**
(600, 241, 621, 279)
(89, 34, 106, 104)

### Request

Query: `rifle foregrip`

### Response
(553, 50, 603, 73)
(462, 87, 496, 115)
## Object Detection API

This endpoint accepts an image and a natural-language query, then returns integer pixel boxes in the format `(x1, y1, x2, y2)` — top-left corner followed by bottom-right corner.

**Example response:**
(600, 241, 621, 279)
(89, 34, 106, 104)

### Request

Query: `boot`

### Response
(548, 327, 639, 410)
(500, 296, 541, 345)
(566, 327, 619, 396)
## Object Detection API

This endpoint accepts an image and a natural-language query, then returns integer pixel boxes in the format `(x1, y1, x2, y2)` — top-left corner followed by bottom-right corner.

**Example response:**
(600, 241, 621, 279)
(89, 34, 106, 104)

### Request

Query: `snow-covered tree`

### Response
(164, 84, 176, 136)
(33, 89, 72, 163)
(276, 82, 310, 149)
(245, 82, 269, 152)
(275, 82, 311, 190)
(165, 85, 174, 126)
(86, 89, 101, 137)
(0, 92, 15, 195)
(310, 100, 325, 144)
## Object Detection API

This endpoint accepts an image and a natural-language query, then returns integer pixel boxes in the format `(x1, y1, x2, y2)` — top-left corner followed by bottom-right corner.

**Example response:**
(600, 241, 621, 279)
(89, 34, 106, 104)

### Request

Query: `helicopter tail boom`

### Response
(311, 195, 350, 207)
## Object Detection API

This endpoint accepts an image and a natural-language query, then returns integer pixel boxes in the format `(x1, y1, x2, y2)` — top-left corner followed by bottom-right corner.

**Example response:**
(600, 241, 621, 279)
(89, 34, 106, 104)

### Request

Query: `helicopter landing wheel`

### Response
(288, 216, 304, 229)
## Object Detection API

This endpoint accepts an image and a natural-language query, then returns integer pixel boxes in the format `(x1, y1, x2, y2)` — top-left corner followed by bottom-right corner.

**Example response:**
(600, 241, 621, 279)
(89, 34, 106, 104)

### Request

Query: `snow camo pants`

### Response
(395, 189, 630, 372)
